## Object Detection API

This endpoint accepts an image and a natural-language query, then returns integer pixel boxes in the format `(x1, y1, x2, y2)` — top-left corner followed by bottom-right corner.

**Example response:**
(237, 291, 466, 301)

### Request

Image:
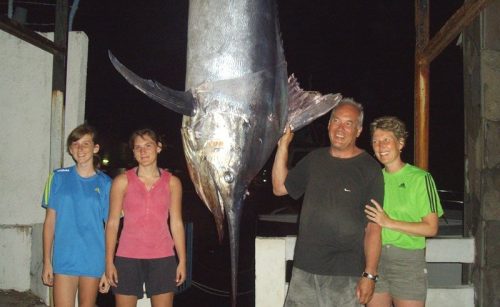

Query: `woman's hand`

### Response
(99, 273, 110, 293)
(41, 262, 54, 286)
(365, 199, 392, 228)
(175, 262, 187, 286)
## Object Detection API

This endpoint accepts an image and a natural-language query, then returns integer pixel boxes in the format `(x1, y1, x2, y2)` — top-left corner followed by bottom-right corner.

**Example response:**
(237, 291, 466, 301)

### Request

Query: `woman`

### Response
(42, 124, 111, 307)
(365, 116, 443, 307)
(105, 128, 186, 307)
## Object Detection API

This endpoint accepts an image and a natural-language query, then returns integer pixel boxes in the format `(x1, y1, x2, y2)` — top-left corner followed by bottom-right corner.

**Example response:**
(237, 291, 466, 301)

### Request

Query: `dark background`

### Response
(77, 0, 465, 192)
(2, 1, 465, 306)
(4, 0, 464, 189)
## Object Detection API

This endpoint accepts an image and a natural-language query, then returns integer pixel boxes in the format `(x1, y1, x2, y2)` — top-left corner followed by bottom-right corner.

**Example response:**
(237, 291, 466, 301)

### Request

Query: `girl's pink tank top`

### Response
(116, 168, 175, 259)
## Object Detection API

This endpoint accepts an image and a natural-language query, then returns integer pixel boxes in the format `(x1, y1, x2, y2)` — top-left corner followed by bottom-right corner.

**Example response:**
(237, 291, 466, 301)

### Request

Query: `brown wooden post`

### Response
(414, 0, 430, 170)
(50, 0, 69, 172)
(49, 2, 69, 306)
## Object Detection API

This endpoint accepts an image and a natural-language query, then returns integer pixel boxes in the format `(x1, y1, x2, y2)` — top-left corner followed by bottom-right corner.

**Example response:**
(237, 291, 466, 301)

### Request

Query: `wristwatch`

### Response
(361, 271, 379, 282)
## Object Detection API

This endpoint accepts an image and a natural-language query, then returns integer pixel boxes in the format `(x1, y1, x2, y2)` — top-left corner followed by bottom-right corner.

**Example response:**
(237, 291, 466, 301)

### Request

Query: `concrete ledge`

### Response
(427, 286, 474, 307)
(285, 236, 296, 260)
(426, 237, 475, 263)
(255, 237, 287, 307)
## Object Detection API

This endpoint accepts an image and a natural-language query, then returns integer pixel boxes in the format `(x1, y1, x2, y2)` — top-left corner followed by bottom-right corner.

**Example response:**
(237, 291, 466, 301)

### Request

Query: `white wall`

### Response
(0, 30, 88, 301)
(0, 226, 32, 289)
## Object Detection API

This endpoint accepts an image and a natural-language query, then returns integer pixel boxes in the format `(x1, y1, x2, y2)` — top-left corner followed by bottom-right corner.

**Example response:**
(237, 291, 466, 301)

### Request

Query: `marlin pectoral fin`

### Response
(108, 51, 196, 116)
(286, 74, 342, 131)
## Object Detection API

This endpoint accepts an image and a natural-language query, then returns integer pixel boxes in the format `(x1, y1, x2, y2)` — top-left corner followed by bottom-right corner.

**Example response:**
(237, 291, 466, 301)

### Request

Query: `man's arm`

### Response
(363, 222, 382, 277)
(356, 222, 382, 304)
(272, 127, 294, 196)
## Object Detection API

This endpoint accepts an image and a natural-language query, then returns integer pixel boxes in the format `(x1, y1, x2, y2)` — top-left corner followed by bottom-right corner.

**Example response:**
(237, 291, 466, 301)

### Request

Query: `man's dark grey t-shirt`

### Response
(285, 148, 384, 276)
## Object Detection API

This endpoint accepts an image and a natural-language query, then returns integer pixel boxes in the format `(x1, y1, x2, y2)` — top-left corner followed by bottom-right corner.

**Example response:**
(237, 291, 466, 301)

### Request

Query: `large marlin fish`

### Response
(110, 0, 341, 305)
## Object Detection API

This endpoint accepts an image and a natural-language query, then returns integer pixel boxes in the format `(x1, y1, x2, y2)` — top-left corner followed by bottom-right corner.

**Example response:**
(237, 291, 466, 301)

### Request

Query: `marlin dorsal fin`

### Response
(286, 74, 342, 131)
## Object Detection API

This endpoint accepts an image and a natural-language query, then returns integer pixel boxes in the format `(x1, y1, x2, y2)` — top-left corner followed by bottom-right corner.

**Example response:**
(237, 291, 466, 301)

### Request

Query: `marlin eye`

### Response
(223, 171, 234, 183)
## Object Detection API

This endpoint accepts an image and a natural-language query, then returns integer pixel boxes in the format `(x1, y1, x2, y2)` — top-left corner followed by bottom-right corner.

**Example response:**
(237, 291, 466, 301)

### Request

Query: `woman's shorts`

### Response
(374, 245, 427, 301)
(112, 256, 177, 298)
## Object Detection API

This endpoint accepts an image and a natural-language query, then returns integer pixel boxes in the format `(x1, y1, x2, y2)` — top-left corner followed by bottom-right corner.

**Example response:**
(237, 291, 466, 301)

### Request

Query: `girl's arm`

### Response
(105, 174, 127, 287)
(169, 175, 187, 286)
(42, 208, 56, 286)
(365, 199, 439, 237)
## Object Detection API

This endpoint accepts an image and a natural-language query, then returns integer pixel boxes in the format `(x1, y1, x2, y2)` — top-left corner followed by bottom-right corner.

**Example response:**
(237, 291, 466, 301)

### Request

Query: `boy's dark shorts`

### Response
(112, 256, 177, 298)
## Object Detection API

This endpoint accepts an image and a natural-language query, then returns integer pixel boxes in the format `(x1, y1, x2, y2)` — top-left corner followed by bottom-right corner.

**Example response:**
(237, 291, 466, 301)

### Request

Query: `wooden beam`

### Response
(0, 15, 65, 56)
(414, 0, 430, 169)
(420, 0, 493, 65)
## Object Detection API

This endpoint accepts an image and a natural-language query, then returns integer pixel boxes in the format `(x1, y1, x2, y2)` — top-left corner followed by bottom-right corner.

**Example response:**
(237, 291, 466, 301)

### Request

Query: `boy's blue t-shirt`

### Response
(42, 165, 111, 278)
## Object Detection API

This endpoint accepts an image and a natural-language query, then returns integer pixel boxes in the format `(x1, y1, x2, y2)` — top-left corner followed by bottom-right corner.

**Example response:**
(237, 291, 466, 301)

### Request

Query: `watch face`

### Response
(362, 272, 378, 282)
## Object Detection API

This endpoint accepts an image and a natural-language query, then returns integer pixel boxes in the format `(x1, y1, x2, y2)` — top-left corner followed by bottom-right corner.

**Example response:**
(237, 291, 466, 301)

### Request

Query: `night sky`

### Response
(2, 0, 465, 192)
(72, 0, 464, 191)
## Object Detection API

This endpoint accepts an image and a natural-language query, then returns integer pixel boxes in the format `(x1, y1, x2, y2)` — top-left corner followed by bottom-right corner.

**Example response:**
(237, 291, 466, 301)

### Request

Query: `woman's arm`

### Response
(105, 174, 127, 287)
(169, 175, 187, 286)
(365, 199, 439, 237)
(42, 208, 56, 286)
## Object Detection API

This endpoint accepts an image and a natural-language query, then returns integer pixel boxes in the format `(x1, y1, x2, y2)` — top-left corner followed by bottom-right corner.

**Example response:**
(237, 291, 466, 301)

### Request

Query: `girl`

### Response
(42, 123, 111, 307)
(105, 128, 186, 307)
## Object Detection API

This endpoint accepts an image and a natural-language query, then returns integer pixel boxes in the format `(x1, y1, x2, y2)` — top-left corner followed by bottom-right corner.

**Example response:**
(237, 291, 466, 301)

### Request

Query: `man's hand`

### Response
(355, 277, 375, 304)
(278, 126, 294, 148)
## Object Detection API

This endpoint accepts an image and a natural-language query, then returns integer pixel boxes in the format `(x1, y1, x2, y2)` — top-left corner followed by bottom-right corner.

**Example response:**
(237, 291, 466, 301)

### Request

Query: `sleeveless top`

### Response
(116, 168, 175, 259)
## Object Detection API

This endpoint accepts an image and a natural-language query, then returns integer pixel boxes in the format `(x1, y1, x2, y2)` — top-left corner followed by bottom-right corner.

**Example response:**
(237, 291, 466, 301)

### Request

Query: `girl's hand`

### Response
(365, 199, 391, 227)
(99, 273, 110, 293)
(106, 263, 119, 287)
(41, 263, 54, 286)
(175, 262, 187, 286)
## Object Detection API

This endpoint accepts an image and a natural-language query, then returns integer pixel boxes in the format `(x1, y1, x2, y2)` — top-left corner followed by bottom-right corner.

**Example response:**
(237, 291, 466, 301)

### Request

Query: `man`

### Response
(272, 98, 384, 306)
